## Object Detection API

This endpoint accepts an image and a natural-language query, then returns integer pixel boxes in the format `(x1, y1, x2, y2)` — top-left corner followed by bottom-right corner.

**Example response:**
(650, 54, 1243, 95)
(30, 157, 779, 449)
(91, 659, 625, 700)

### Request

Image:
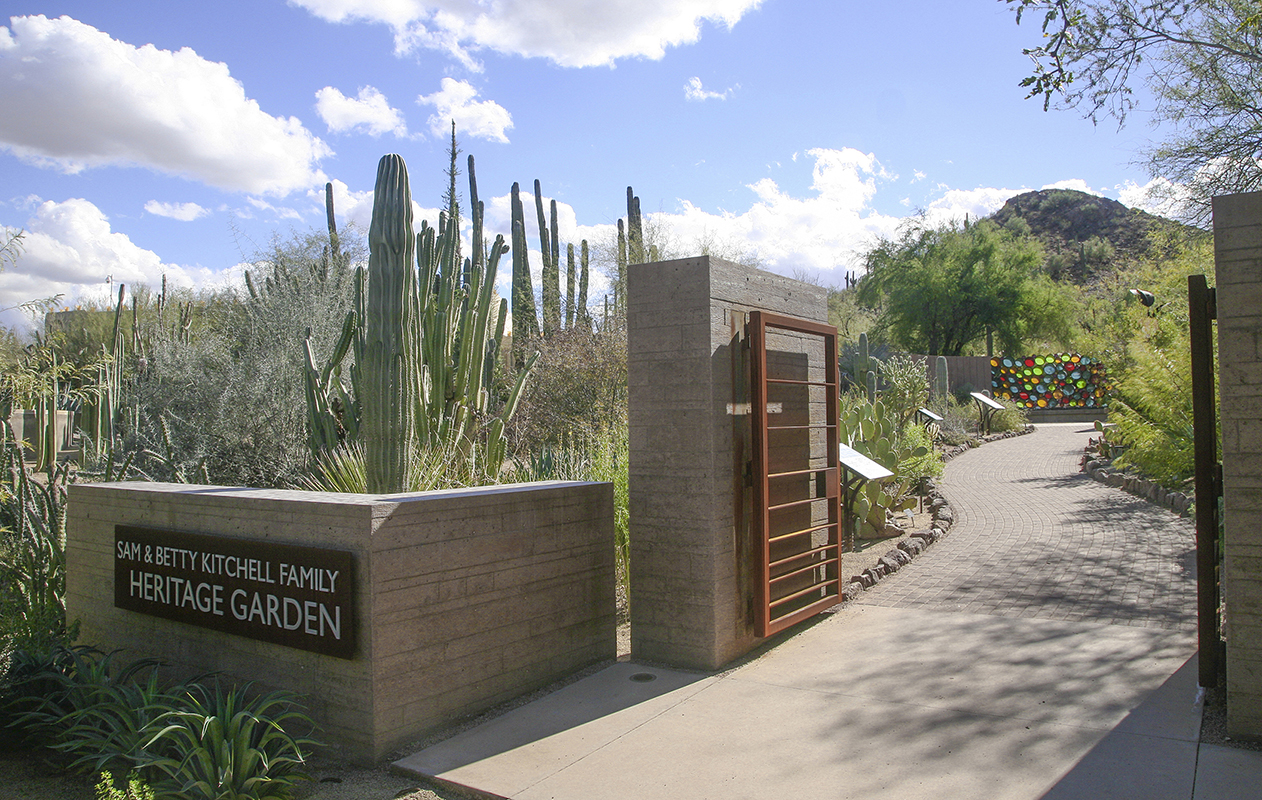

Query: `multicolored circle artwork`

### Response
(990, 354, 1109, 409)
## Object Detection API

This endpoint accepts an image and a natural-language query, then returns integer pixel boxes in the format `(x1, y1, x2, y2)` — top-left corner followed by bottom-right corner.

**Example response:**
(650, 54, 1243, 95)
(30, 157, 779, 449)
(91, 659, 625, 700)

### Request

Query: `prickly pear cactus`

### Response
(842, 399, 931, 538)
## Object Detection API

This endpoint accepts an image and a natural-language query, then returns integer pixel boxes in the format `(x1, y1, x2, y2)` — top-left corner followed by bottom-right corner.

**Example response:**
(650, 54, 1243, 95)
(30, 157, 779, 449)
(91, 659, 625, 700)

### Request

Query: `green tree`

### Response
(1007, 0, 1262, 221)
(857, 218, 1075, 356)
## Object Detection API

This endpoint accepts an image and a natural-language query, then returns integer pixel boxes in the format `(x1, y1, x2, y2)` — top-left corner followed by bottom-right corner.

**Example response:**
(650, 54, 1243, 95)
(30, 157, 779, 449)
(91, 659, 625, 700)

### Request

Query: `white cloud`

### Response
(0, 197, 239, 331)
(246, 197, 304, 221)
(292, 0, 763, 68)
(920, 186, 1025, 227)
(144, 200, 210, 221)
(1118, 176, 1195, 221)
(417, 78, 512, 143)
(1040, 178, 1105, 196)
(634, 147, 902, 281)
(684, 77, 733, 101)
(315, 85, 408, 137)
(0, 15, 330, 195)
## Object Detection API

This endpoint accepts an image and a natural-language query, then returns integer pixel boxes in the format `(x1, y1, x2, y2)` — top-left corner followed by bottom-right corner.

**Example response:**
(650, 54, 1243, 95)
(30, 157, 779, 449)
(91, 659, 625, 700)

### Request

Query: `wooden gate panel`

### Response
(750, 311, 840, 637)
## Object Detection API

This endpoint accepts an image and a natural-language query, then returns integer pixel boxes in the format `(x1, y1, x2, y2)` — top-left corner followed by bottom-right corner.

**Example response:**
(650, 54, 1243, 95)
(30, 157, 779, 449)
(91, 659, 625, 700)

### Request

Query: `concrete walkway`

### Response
(396, 424, 1262, 799)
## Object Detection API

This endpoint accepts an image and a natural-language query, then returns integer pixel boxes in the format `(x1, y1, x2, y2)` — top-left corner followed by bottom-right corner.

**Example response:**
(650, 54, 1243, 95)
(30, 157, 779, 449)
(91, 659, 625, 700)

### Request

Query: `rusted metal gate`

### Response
(1189, 274, 1224, 687)
(749, 311, 841, 637)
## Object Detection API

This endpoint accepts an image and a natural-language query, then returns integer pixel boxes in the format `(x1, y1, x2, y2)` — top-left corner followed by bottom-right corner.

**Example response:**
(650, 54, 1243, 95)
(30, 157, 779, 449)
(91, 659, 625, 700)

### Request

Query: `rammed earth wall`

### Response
(66, 480, 615, 763)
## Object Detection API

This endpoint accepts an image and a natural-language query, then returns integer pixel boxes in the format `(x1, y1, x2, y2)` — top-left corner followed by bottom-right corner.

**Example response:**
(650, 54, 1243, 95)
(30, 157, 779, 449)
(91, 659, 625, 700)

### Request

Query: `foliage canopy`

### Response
(857, 218, 1076, 356)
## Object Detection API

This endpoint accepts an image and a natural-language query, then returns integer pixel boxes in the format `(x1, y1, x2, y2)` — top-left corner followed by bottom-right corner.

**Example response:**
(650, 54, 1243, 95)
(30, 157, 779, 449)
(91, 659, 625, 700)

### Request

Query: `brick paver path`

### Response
(858, 423, 1198, 631)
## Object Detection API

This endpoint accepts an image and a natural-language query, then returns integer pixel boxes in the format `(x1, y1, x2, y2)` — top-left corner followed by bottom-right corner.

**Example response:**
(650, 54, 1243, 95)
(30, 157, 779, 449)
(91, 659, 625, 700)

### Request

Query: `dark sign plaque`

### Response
(114, 525, 356, 659)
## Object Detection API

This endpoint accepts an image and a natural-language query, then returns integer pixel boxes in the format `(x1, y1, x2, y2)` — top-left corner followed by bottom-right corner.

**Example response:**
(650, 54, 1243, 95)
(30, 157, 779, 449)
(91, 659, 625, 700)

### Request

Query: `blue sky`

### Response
(0, 1, 1173, 331)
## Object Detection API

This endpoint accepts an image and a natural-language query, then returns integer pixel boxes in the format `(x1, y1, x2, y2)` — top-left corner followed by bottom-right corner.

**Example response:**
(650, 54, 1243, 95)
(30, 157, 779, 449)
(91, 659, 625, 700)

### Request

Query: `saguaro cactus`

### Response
(935, 355, 949, 402)
(363, 154, 417, 494)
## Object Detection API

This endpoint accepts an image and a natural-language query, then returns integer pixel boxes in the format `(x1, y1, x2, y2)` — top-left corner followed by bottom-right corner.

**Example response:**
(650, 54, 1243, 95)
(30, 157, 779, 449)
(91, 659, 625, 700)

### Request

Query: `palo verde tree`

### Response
(1007, 0, 1262, 222)
(857, 217, 1076, 356)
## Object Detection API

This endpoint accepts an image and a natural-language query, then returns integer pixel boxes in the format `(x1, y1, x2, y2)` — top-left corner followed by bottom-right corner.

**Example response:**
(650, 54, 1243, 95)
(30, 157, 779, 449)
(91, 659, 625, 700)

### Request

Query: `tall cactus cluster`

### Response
(508, 179, 592, 365)
(609, 186, 657, 323)
(308, 152, 535, 493)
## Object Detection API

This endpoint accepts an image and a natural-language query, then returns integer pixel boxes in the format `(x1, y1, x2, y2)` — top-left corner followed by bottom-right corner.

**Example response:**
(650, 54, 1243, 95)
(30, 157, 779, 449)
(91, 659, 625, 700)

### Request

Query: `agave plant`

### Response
(143, 682, 317, 800)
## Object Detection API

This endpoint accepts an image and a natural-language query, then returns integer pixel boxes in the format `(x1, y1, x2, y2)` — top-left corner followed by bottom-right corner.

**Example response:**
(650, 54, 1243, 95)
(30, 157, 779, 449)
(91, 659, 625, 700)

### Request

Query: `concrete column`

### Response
(627, 256, 826, 669)
(1214, 191, 1262, 737)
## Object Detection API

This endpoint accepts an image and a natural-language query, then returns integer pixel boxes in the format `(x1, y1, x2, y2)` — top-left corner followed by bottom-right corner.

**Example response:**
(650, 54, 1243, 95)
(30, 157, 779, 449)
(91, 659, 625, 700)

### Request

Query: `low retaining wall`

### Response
(66, 480, 616, 763)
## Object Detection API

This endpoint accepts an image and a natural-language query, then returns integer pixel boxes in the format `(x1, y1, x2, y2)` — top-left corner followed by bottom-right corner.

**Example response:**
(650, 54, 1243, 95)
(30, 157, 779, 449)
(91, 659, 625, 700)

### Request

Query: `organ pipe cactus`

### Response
(510, 178, 592, 341)
(313, 152, 536, 490)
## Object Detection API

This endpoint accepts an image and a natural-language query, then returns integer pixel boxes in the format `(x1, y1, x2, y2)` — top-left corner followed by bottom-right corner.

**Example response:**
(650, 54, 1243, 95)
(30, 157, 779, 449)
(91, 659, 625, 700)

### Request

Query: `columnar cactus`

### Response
(935, 355, 949, 402)
(363, 154, 417, 493)
(536, 180, 561, 334)
(510, 182, 540, 364)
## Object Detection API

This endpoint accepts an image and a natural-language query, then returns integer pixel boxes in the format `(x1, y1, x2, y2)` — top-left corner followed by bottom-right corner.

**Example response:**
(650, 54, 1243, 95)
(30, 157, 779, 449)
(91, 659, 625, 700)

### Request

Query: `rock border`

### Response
(1080, 454, 1193, 516)
(840, 424, 1036, 603)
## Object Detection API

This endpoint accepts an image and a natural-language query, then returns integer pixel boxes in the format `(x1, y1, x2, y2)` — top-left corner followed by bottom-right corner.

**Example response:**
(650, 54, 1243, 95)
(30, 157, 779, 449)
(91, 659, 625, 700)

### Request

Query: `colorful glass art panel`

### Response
(990, 354, 1109, 409)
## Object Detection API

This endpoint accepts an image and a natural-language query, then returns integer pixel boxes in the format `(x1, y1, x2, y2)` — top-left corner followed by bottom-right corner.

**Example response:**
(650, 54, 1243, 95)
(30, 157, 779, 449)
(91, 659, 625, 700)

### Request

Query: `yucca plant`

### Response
(6, 646, 164, 750)
(143, 682, 317, 800)
(49, 662, 183, 777)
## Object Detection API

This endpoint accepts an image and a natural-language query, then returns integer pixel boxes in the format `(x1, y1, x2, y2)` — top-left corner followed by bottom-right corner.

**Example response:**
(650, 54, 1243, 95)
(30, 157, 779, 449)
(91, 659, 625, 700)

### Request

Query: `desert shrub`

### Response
(511, 327, 626, 454)
(989, 399, 1030, 433)
(120, 227, 365, 489)
(933, 393, 1026, 439)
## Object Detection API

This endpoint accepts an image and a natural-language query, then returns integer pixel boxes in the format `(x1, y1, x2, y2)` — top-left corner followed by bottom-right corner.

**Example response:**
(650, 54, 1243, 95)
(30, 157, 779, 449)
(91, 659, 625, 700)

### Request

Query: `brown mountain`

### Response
(988, 188, 1202, 284)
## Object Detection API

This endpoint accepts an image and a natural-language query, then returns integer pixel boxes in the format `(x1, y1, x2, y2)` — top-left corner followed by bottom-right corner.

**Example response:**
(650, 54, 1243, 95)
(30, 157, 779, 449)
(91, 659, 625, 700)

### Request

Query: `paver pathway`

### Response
(396, 422, 1259, 800)
(859, 422, 1197, 630)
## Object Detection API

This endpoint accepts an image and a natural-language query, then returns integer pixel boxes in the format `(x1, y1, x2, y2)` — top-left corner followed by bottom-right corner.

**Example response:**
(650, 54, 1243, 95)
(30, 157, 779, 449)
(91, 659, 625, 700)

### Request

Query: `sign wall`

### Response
(113, 525, 356, 659)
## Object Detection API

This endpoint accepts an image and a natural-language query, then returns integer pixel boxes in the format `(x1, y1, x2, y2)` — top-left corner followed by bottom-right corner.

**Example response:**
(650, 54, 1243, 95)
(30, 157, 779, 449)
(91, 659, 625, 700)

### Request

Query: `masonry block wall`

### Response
(1214, 192, 1262, 738)
(627, 256, 827, 670)
(66, 480, 615, 763)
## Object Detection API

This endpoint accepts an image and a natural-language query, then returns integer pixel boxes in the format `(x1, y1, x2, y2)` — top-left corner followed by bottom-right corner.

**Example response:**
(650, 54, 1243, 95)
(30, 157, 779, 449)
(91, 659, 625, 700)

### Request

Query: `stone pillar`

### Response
(627, 256, 827, 670)
(1214, 192, 1262, 737)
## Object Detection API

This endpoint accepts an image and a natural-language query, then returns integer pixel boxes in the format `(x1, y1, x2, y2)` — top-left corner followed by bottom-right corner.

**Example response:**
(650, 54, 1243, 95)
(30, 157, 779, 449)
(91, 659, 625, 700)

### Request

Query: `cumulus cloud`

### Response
(315, 85, 408, 137)
(144, 200, 210, 221)
(684, 77, 733, 101)
(0, 197, 241, 331)
(1118, 176, 1195, 221)
(629, 147, 902, 281)
(920, 186, 1025, 227)
(417, 78, 512, 143)
(1041, 178, 1105, 196)
(0, 15, 330, 195)
(292, 0, 763, 68)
